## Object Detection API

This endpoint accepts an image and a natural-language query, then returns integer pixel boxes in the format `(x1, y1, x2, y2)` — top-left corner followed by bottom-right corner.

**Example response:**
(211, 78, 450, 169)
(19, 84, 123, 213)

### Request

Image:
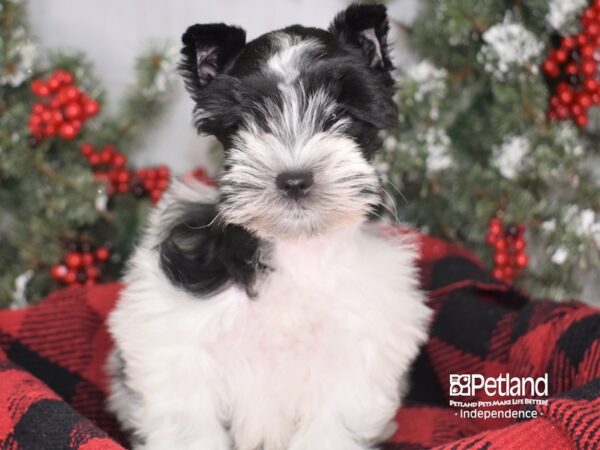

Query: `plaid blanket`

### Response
(0, 231, 598, 449)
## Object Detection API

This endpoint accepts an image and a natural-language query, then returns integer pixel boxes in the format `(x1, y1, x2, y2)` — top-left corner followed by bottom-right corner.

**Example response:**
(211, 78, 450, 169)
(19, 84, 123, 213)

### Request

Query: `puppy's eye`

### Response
(324, 109, 346, 129)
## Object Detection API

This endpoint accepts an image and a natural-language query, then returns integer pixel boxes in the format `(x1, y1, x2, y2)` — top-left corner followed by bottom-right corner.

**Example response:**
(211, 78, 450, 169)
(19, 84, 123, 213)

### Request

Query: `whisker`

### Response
(385, 178, 408, 205)
(380, 188, 402, 225)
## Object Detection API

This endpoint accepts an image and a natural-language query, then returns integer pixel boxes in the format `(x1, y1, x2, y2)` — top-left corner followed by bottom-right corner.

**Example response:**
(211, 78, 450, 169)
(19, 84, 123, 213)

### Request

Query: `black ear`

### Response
(179, 23, 246, 97)
(159, 202, 261, 298)
(329, 4, 392, 72)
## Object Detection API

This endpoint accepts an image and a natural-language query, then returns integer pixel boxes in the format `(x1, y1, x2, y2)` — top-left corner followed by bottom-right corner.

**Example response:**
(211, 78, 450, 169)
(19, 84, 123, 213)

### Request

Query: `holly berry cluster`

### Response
(486, 217, 529, 283)
(542, 0, 600, 127)
(50, 241, 111, 286)
(80, 142, 171, 203)
(28, 69, 100, 140)
(80, 143, 130, 195)
(133, 166, 172, 204)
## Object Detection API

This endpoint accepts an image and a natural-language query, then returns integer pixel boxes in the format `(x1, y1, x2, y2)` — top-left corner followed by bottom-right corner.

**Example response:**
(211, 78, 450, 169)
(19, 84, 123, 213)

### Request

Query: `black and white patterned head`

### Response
(179, 4, 398, 239)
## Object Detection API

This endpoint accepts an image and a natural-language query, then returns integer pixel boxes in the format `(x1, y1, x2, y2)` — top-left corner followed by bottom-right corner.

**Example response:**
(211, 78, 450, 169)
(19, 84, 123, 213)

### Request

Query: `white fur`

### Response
(107, 180, 431, 450)
(267, 34, 322, 83)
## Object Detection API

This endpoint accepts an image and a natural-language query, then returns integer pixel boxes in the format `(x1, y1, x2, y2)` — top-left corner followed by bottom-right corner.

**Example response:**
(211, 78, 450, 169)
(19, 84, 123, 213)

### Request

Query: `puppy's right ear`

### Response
(179, 24, 246, 98)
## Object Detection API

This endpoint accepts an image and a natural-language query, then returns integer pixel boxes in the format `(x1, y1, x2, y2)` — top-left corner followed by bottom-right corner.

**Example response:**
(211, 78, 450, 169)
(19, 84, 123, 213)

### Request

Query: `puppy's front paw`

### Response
(139, 434, 231, 450)
(288, 430, 373, 450)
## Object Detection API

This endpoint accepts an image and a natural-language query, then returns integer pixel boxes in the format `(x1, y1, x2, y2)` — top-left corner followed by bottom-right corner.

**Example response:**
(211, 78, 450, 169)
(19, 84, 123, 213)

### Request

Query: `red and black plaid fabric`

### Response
(0, 231, 598, 449)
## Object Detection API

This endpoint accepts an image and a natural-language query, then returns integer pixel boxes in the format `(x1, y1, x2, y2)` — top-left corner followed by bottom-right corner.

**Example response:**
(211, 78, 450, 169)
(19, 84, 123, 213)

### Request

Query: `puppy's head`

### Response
(180, 4, 398, 239)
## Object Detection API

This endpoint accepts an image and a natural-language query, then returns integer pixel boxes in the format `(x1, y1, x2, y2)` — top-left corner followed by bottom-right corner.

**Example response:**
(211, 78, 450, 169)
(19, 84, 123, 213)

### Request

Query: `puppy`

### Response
(107, 4, 431, 450)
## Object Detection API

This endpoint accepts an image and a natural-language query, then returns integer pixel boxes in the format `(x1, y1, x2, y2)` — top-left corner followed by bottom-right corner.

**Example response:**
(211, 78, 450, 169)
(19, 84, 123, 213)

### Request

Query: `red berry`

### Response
(542, 60, 559, 78)
(108, 170, 119, 182)
(486, 232, 498, 245)
(566, 63, 578, 75)
(65, 270, 78, 285)
(66, 252, 83, 268)
(150, 189, 163, 203)
(48, 76, 61, 92)
(100, 146, 115, 164)
(157, 178, 169, 190)
(503, 266, 515, 280)
(44, 124, 57, 136)
(559, 90, 574, 105)
(41, 110, 53, 122)
(52, 70, 67, 85)
(83, 99, 100, 117)
(80, 143, 95, 157)
(53, 107, 64, 121)
(582, 45, 595, 60)
(576, 114, 589, 127)
(58, 122, 77, 140)
(555, 49, 568, 64)
(515, 253, 529, 268)
(489, 223, 502, 236)
(29, 114, 42, 126)
(50, 264, 68, 280)
(578, 34, 590, 46)
(583, 8, 598, 25)
(144, 179, 156, 191)
(113, 154, 127, 168)
(64, 102, 83, 120)
(581, 61, 597, 76)
(95, 247, 110, 262)
(492, 268, 504, 280)
(557, 82, 570, 94)
(494, 239, 507, 251)
(61, 70, 74, 85)
(88, 153, 101, 166)
(57, 88, 71, 106)
(571, 104, 584, 116)
(86, 266, 99, 279)
(64, 86, 81, 101)
(82, 253, 95, 266)
(32, 103, 45, 115)
(494, 252, 509, 267)
(562, 36, 576, 50)
(587, 23, 600, 37)
(578, 93, 593, 108)
(31, 80, 50, 96)
(117, 170, 130, 183)
(585, 78, 599, 92)
(158, 166, 170, 178)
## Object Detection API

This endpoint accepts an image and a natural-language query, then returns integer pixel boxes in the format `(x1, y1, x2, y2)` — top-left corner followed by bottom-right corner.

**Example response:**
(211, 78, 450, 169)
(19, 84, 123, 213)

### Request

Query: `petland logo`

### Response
(449, 373, 549, 397)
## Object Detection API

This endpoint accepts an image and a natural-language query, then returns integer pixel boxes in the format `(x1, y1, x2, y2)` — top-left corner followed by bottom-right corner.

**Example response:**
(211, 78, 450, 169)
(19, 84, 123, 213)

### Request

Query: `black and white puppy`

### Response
(107, 4, 431, 450)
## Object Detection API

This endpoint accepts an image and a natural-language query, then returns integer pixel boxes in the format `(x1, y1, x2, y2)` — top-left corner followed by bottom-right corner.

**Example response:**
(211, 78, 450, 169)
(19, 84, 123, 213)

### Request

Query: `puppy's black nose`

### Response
(276, 170, 314, 200)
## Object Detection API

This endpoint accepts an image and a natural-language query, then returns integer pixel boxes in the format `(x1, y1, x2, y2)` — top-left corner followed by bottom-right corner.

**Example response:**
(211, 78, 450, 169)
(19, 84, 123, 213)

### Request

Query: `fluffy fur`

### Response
(107, 4, 431, 450)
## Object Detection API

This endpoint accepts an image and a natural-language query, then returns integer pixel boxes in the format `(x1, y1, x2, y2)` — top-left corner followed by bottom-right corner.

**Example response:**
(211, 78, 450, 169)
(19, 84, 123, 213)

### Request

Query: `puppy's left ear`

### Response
(329, 4, 392, 73)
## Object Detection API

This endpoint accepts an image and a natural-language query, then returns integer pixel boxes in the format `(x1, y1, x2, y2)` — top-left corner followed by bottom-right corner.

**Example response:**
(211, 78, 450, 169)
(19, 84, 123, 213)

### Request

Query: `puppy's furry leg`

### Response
(288, 414, 374, 450)
(107, 347, 230, 450)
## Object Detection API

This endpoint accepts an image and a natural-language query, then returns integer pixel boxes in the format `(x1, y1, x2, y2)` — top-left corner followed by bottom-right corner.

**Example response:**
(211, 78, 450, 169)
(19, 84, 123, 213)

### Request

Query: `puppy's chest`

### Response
(212, 234, 407, 364)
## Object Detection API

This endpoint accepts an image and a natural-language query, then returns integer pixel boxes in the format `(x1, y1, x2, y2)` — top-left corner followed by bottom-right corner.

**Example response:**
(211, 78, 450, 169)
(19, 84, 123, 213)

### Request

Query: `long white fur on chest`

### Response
(108, 224, 430, 450)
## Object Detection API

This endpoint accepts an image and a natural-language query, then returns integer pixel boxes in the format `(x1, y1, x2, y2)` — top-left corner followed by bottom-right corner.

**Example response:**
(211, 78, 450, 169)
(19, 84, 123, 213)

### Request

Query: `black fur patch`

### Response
(158, 203, 262, 298)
